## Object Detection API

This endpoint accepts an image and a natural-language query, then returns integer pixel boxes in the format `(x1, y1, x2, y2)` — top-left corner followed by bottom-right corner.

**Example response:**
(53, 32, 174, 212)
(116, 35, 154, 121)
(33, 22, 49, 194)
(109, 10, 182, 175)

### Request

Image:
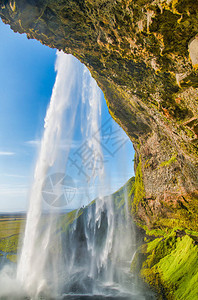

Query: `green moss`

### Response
(7, 254, 17, 263)
(113, 177, 135, 207)
(150, 5, 198, 57)
(159, 235, 198, 299)
(141, 234, 198, 300)
(57, 209, 83, 234)
(154, 218, 182, 232)
(159, 154, 177, 168)
(130, 250, 139, 272)
(144, 158, 151, 169)
(185, 229, 198, 237)
(57, 176, 136, 235)
(130, 244, 147, 275)
(0, 234, 19, 253)
(132, 156, 145, 213)
(145, 228, 166, 237)
(142, 194, 198, 237)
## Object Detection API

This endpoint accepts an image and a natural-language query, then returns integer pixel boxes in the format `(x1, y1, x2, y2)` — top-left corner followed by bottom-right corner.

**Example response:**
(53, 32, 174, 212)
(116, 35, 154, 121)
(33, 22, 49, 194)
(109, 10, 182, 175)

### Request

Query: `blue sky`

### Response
(0, 19, 134, 212)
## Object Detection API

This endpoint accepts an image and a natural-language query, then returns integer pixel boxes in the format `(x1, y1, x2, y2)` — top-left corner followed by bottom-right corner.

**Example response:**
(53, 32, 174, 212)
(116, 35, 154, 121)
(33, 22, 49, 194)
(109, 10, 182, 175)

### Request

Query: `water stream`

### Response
(0, 52, 155, 299)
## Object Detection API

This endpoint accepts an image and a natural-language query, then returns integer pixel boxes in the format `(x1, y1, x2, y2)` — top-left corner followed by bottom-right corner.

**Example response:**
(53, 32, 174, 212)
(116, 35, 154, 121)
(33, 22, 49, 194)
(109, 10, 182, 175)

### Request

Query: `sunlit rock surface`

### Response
(189, 36, 198, 68)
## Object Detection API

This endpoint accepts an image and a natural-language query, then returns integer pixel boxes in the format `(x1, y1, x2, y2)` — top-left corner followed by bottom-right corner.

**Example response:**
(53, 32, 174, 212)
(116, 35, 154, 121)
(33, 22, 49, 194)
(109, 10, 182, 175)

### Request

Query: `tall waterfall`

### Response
(16, 52, 84, 298)
(1, 51, 152, 299)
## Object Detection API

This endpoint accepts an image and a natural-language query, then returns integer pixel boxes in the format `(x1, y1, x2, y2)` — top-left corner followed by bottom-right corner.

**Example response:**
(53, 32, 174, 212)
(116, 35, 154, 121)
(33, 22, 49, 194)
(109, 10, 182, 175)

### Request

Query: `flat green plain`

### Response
(0, 215, 25, 262)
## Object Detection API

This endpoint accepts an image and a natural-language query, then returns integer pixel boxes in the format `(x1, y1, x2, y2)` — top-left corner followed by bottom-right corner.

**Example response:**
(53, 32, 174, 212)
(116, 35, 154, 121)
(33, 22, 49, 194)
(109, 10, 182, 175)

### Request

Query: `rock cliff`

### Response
(0, 0, 198, 298)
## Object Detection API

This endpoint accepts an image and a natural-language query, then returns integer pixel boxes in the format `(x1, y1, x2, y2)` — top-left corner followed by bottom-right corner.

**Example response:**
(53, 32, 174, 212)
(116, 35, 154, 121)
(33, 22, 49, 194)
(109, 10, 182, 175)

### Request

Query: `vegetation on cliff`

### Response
(130, 174, 198, 300)
(141, 233, 198, 300)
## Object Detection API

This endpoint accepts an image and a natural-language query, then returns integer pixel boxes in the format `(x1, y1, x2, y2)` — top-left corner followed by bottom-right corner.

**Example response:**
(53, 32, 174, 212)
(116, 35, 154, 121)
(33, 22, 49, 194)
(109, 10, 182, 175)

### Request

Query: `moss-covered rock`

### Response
(6, 254, 17, 263)
(131, 155, 145, 213)
(140, 233, 198, 300)
(130, 175, 198, 299)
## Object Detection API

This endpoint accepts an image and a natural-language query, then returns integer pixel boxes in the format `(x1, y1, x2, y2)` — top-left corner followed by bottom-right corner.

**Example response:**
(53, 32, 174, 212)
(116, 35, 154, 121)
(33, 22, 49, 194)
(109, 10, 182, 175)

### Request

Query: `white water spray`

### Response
(17, 52, 83, 298)
(16, 50, 109, 298)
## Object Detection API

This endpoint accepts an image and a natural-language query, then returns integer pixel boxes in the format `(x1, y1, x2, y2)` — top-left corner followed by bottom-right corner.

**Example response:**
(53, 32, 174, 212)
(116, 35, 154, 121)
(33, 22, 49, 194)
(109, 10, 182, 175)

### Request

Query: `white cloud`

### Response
(1, 173, 27, 178)
(26, 139, 80, 149)
(0, 184, 28, 196)
(0, 151, 15, 156)
(26, 140, 40, 146)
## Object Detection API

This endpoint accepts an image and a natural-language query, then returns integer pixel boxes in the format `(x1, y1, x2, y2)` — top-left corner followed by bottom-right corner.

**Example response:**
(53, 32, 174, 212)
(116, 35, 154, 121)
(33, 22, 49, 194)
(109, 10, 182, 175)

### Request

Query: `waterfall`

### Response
(16, 50, 124, 298)
(0, 51, 154, 299)
(16, 52, 83, 298)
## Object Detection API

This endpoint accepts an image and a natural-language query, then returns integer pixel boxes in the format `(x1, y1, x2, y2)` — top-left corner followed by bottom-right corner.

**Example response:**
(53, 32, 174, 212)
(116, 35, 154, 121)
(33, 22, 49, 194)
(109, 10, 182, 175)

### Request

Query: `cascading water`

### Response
(0, 51, 155, 300)
(16, 50, 116, 298)
(16, 52, 83, 298)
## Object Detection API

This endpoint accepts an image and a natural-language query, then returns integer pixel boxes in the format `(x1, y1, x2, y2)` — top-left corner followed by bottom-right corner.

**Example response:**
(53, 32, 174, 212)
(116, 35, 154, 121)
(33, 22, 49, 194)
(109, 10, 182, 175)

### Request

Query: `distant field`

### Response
(0, 212, 71, 263)
(0, 210, 80, 263)
(0, 215, 26, 262)
(0, 216, 25, 238)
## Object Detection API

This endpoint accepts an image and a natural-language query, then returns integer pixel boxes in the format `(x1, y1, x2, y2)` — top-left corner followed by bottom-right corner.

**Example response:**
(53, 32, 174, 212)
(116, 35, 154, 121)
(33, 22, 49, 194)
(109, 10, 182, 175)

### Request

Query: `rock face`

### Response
(1, 0, 197, 231)
(0, 1, 198, 296)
